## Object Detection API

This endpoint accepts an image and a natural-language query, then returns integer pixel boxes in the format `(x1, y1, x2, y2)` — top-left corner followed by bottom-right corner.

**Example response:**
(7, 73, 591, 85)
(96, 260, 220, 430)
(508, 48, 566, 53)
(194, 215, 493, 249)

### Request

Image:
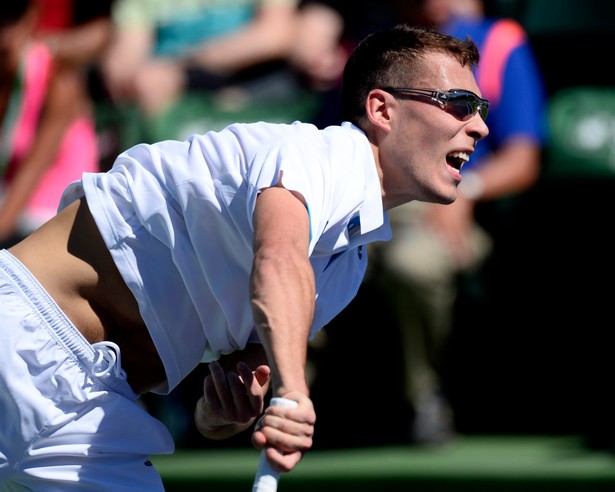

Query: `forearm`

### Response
(250, 185, 314, 399)
(185, 5, 297, 74)
(469, 138, 541, 201)
(250, 251, 314, 398)
(43, 18, 113, 66)
(248, 186, 316, 471)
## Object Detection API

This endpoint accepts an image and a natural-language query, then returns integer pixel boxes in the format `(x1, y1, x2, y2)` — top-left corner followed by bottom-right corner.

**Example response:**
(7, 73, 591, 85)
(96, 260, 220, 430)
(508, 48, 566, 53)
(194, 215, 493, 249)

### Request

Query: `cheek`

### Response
(404, 124, 441, 163)
(390, 110, 450, 169)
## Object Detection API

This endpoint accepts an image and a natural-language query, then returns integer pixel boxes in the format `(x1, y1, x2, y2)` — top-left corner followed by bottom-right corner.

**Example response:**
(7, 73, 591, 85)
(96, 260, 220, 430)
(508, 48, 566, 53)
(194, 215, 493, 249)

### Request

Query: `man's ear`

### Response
(365, 89, 393, 132)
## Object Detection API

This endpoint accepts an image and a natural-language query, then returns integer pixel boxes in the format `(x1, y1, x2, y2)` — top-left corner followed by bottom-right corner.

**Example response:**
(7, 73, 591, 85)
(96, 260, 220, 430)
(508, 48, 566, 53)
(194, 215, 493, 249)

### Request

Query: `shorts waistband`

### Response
(0, 249, 138, 400)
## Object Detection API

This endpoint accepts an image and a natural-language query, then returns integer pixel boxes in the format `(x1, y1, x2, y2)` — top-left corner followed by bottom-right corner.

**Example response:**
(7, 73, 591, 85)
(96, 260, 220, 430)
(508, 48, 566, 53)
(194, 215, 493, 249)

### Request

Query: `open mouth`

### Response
(446, 151, 470, 172)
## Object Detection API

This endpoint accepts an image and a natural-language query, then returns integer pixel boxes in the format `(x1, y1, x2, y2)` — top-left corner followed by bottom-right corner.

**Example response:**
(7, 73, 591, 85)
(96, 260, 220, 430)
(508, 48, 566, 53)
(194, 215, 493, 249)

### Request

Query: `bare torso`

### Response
(9, 198, 166, 394)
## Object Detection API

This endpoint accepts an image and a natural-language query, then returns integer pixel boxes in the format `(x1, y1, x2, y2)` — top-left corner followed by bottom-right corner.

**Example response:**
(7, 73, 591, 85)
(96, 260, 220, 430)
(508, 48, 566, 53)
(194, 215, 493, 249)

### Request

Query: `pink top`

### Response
(4, 41, 98, 225)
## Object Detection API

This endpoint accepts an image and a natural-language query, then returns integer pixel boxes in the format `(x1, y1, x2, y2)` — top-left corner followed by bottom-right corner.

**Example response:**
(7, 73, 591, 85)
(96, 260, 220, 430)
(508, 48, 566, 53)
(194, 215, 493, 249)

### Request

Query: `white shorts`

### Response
(0, 250, 174, 491)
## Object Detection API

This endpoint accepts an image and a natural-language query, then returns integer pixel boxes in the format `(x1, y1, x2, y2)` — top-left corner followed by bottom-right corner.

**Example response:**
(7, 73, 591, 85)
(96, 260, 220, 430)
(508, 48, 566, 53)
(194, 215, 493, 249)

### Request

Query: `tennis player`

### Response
(0, 24, 488, 490)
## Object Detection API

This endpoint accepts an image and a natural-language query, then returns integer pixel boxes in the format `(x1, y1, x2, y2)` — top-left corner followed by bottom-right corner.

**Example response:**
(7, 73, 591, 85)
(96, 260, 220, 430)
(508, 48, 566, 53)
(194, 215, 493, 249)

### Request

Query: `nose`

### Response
(468, 112, 489, 141)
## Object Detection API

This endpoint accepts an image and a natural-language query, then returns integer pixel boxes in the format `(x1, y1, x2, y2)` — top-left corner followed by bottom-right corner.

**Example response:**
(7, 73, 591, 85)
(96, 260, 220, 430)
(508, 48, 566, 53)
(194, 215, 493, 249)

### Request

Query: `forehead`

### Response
(413, 51, 480, 94)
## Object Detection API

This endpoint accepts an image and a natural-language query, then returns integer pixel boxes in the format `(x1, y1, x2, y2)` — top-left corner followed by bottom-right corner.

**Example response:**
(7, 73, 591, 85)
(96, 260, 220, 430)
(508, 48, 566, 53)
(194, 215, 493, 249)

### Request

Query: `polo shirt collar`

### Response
(342, 122, 387, 236)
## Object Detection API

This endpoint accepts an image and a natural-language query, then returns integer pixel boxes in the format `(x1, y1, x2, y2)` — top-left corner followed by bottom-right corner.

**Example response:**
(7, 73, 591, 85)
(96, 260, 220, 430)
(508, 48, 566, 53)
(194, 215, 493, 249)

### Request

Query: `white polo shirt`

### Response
(59, 121, 391, 394)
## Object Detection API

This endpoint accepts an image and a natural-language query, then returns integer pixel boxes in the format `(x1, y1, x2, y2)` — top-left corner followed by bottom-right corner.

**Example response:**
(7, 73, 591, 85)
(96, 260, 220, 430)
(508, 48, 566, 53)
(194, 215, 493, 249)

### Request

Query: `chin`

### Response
(420, 185, 456, 205)
(431, 191, 456, 205)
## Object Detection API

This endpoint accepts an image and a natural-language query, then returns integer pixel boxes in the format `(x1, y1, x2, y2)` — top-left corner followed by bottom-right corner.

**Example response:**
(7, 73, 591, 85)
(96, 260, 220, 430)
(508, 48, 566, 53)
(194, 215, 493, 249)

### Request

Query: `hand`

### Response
(424, 199, 476, 268)
(131, 58, 185, 116)
(290, 4, 347, 90)
(194, 360, 271, 440)
(251, 392, 315, 473)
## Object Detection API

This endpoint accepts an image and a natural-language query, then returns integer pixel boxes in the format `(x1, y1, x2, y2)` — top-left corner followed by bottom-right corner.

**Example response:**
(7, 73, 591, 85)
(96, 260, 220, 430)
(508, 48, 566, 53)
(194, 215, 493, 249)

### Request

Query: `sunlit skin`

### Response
(365, 51, 489, 211)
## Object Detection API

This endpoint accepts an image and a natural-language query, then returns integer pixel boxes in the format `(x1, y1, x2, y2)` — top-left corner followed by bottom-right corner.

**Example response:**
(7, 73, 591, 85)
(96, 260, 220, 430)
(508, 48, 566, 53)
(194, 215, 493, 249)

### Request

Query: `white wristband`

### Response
(458, 172, 484, 200)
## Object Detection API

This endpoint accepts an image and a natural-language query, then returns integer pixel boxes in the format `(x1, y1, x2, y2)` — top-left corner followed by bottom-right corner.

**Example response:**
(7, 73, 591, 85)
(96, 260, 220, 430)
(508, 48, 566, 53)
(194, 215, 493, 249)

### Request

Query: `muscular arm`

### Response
(250, 184, 314, 398)
(249, 184, 316, 471)
(194, 183, 315, 468)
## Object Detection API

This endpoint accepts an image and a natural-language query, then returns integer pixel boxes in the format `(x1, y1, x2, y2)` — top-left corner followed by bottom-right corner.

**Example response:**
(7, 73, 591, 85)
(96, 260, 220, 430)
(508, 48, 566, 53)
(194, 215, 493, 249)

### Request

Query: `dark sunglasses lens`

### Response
(446, 94, 478, 121)
(446, 92, 488, 121)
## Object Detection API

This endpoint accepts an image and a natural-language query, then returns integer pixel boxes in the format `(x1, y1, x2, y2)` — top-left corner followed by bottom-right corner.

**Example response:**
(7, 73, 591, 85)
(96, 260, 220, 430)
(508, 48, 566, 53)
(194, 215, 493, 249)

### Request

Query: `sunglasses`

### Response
(381, 87, 490, 121)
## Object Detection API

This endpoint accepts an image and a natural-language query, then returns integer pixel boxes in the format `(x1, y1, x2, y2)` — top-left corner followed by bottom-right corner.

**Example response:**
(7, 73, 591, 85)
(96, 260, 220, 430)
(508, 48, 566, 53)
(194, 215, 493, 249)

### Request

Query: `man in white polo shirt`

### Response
(0, 24, 488, 490)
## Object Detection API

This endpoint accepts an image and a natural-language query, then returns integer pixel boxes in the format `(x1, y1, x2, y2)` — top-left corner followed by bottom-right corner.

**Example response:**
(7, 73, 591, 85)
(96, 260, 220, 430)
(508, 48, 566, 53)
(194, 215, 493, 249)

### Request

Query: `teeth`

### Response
(449, 151, 470, 163)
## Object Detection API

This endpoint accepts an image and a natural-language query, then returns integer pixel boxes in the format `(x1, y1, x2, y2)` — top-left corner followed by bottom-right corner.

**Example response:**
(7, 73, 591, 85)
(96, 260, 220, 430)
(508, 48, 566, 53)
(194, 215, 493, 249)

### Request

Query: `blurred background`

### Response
(3, 0, 615, 489)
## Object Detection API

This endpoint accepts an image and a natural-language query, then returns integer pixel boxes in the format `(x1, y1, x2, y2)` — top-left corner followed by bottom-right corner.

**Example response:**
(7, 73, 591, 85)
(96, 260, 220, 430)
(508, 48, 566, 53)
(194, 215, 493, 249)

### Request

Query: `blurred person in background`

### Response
(33, 0, 118, 170)
(0, 0, 101, 248)
(100, 0, 300, 120)
(373, 0, 547, 445)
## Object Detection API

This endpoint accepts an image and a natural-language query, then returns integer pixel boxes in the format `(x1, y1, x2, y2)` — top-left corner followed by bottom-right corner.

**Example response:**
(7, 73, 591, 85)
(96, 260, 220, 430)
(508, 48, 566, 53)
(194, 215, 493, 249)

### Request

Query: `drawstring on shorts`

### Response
(91, 341, 128, 380)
